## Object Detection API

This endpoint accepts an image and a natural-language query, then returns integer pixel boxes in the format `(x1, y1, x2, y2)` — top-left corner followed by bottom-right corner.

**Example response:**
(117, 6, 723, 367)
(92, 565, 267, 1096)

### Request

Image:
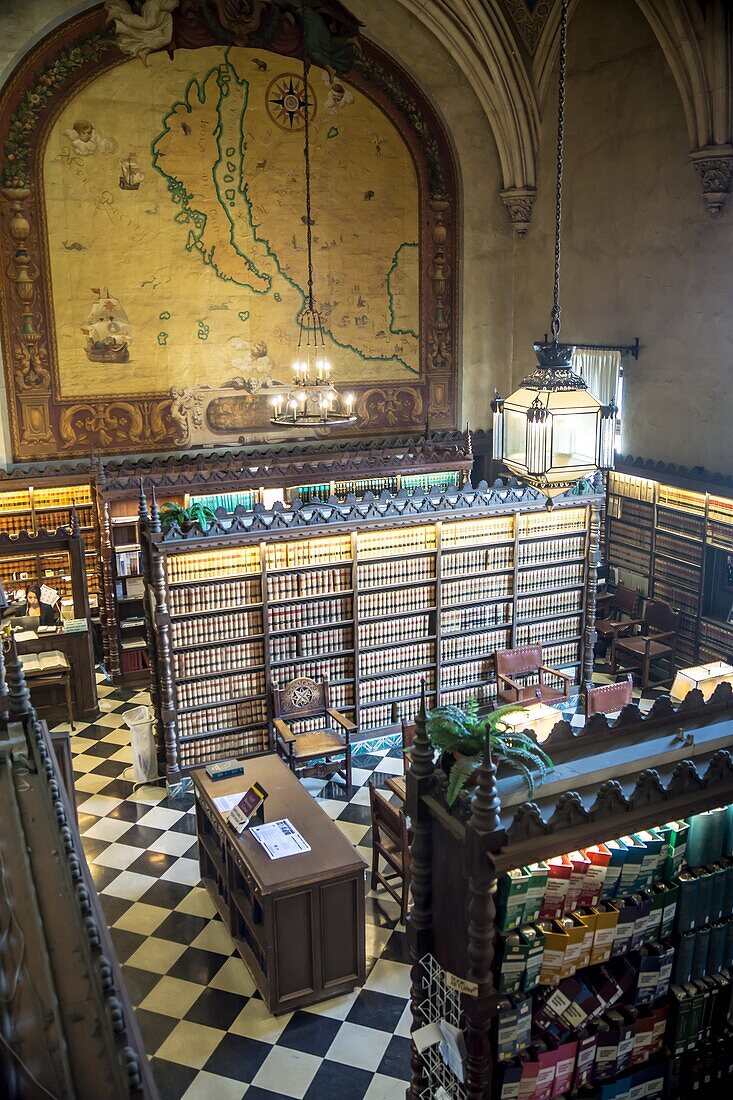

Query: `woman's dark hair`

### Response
(27, 584, 42, 601)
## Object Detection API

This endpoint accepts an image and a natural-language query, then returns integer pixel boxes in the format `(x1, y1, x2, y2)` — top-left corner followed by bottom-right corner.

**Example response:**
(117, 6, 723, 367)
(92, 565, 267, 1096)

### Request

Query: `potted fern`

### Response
(158, 500, 217, 534)
(425, 699, 554, 806)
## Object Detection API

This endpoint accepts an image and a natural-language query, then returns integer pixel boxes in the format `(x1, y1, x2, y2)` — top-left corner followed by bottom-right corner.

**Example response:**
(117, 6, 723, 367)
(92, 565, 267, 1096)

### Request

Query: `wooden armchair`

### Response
(272, 677, 354, 786)
(610, 600, 680, 689)
(595, 584, 642, 650)
(495, 644, 575, 705)
(584, 674, 634, 719)
(369, 781, 411, 923)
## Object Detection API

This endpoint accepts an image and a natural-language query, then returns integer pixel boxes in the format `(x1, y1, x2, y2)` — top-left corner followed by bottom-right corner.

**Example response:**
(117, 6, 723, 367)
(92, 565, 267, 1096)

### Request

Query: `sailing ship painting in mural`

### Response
(82, 288, 131, 363)
(119, 152, 144, 190)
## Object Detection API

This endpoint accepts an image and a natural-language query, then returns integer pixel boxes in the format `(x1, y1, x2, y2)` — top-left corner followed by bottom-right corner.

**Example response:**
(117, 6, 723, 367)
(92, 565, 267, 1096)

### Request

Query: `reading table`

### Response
(192, 753, 366, 1014)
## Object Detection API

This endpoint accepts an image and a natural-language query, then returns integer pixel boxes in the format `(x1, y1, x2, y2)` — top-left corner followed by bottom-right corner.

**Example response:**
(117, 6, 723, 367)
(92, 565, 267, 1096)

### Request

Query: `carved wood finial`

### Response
(410, 678, 434, 780)
(150, 485, 161, 534)
(138, 478, 150, 524)
(5, 636, 31, 718)
(70, 502, 81, 538)
(469, 731, 502, 837)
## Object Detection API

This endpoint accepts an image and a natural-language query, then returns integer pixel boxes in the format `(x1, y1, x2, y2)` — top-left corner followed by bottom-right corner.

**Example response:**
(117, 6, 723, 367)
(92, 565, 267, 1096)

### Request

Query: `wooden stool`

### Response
(24, 650, 75, 730)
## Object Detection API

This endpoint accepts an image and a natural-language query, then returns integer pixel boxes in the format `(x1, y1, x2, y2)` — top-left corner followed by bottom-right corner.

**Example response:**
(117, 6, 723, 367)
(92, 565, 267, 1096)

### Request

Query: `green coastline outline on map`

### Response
(150, 47, 419, 376)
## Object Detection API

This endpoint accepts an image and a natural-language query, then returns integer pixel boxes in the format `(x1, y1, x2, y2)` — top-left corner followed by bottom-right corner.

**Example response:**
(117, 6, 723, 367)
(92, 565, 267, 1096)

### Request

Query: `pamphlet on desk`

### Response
(250, 819, 311, 860)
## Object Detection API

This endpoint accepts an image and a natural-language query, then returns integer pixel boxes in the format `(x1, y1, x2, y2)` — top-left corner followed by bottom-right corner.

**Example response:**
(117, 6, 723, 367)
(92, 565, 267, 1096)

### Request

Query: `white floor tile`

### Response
(92, 842, 143, 871)
(76, 793, 123, 817)
(325, 1021, 391, 1072)
(364, 959, 412, 999)
(181, 1071, 248, 1100)
(75, 773, 119, 795)
(149, 832, 197, 857)
(101, 870, 156, 902)
(160, 858, 201, 887)
(137, 806, 186, 829)
(230, 998, 292, 1043)
(82, 817, 133, 842)
(364, 1074, 409, 1099)
(251, 1046, 321, 1098)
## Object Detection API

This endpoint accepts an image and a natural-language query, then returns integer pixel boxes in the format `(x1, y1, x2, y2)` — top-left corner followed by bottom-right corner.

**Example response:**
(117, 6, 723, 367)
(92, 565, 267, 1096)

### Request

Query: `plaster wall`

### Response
(512, 0, 733, 472)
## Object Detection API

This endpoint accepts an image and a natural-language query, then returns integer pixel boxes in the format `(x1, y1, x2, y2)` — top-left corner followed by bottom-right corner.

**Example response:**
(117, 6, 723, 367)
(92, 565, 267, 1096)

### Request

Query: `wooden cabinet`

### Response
(191, 753, 366, 1014)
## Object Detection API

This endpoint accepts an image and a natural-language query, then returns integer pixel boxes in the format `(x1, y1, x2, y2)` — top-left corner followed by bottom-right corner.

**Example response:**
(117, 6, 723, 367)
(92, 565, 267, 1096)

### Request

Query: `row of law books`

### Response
(173, 640, 263, 678)
(169, 577, 262, 615)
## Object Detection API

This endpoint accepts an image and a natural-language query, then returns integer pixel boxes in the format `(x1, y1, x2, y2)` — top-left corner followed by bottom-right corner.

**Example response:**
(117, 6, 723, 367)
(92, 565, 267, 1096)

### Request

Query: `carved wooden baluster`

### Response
(406, 683, 436, 1100)
(138, 480, 163, 768)
(149, 487, 180, 788)
(94, 457, 121, 681)
(583, 487, 602, 690)
(464, 734, 504, 1100)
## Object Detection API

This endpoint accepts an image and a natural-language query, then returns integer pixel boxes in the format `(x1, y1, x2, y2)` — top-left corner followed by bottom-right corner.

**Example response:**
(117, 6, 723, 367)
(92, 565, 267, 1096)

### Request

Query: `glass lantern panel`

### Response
(549, 409, 598, 470)
(504, 409, 528, 470)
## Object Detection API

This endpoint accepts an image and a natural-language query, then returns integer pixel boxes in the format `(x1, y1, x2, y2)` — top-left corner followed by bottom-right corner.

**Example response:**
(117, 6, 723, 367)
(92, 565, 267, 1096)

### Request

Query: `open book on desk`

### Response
(21, 651, 69, 674)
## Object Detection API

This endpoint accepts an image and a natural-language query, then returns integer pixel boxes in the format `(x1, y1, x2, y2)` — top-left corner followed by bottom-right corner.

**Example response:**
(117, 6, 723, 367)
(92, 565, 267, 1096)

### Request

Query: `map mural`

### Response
(44, 46, 420, 399)
(0, 1, 457, 458)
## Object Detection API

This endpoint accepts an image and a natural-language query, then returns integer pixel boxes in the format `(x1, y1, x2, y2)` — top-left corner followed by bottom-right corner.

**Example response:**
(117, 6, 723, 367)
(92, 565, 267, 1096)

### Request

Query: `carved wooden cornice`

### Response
(153, 480, 599, 543)
(614, 452, 733, 496)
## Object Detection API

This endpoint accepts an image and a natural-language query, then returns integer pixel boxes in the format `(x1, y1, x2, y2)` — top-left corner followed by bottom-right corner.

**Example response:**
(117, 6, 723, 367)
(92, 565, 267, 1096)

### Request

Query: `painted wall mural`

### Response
(0, 1, 458, 459)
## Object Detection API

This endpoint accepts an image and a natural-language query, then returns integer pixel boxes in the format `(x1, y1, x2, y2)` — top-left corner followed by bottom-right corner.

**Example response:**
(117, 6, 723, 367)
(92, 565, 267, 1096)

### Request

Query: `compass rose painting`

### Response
(267, 73, 314, 130)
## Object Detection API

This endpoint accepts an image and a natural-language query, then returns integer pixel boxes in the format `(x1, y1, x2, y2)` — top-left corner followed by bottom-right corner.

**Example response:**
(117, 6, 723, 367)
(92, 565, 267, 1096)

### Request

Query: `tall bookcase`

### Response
(142, 483, 601, 787)
(607, 469, 733, 667)
(0, 482, 99, 608)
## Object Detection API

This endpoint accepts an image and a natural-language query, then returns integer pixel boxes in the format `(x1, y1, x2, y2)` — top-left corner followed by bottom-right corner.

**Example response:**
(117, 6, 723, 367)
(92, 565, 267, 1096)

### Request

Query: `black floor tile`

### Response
(109, 926, 147, 964)
(364, 896, 400, 929)
(108, 800, 153, 822)
(133, 1007, 179, 1054)
(277, 1010, 341, 1056)
(86, 739, 127, 758)
(154, 909, 210, 945)
(245, 1089, 295, 1100)
(150, 1057, 198, 1100)
(123, 824, 166, 850)
(334, 802, 372, 825)
(80, 836, 114, 862)
(184, 986, 244, 1031)
(347, 988, 407, 1034)
(303, 1060, 372, 1099)
(203, 1033, 271, 1082)
(76, 811, 100, 833)
(88, 863, 123, 892)
(170, 813, 198, 836)
(127, 849, 180, 878)
(121, 964, 162, 1005)
(377, 1035, 412, 1080)
(140, 878, 194, 910)
(379, 930, 410, 965)
(98, 893, 133, 926)
(95, 776, 136, 798)
(168, 946, 227, 986)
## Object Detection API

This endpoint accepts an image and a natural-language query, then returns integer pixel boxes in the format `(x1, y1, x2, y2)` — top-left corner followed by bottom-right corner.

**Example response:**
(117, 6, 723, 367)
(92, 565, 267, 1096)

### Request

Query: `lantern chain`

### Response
(550, 0, 569, 343)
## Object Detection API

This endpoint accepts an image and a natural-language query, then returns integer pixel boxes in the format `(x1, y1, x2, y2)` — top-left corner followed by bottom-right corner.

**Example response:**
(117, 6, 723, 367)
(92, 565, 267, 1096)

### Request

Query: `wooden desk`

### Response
(16, 626, 99, 721)
(192, 754, 366, 1015)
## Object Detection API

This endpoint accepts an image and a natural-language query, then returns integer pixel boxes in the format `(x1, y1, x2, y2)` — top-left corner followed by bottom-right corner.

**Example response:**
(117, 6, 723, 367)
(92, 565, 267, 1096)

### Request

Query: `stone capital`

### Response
(500, 187, 537, 237)
(690, 145, 733, 217)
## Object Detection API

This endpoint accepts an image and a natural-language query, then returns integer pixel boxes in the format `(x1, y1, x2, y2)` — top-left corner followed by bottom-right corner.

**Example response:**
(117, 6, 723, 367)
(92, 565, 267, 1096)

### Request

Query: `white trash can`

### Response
(124, 705, 159, 784)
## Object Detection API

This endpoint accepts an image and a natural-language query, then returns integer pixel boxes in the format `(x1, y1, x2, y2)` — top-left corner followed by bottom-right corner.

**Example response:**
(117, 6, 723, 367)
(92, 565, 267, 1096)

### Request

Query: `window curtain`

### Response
(571, 347, 621, 406)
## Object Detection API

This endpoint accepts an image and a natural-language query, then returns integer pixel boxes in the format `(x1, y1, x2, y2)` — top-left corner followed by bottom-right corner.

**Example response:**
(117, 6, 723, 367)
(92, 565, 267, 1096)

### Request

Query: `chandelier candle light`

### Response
(270, 0, 356, 428)
(491, 0, 616, 493)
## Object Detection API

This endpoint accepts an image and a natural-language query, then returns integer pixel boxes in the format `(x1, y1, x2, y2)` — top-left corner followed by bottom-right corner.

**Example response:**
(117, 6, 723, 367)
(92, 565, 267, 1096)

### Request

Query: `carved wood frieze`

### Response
(0, 5, 459, 460)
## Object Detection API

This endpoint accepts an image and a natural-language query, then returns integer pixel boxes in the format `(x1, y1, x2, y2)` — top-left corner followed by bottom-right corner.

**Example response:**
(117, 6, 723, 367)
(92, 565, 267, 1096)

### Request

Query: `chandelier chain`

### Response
(301, 0, 315, 315)
(551, 0, 568, 342)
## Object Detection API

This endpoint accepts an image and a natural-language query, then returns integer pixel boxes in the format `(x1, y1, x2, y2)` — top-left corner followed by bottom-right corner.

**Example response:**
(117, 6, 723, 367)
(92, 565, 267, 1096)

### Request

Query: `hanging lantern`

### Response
(491, 0, 616, 493)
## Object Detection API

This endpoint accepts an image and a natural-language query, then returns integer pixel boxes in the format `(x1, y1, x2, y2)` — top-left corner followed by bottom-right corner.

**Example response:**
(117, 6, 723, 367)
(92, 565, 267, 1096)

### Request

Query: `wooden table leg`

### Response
(64, 672, 75, 731)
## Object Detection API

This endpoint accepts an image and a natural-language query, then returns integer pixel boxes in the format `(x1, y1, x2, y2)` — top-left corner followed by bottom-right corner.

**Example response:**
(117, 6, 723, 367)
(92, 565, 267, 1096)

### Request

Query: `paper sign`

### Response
(213, 792, 246, 814)
(39, 583, 60, 605)
(445, 972, 479, 997)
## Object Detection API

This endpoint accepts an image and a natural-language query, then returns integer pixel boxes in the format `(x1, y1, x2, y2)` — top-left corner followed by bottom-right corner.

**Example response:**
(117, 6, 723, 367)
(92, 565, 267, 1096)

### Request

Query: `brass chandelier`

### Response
(270, 0, 356, 428)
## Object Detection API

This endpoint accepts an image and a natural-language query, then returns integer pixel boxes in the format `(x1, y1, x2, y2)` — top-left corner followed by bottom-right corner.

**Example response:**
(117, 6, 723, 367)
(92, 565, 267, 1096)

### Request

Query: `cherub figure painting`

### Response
(64, 119, 118, 157)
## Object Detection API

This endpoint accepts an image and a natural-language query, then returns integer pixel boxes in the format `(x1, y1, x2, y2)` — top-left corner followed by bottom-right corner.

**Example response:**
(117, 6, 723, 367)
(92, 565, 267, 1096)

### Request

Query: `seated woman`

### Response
(21, 584, 61, 627)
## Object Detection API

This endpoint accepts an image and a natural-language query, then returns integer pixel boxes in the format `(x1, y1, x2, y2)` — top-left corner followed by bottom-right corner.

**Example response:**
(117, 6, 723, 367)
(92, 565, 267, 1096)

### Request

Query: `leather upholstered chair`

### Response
(595, 584, 642, 651)
(584, 674, 634, 719)
(495, 644, 575, 705)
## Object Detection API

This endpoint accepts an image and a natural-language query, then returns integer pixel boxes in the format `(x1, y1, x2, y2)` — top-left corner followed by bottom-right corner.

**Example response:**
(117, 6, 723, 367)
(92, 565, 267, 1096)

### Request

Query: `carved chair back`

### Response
(273, 677, 330, 722)
(495, 644, 543, 680)
(613, 584, 641, 618)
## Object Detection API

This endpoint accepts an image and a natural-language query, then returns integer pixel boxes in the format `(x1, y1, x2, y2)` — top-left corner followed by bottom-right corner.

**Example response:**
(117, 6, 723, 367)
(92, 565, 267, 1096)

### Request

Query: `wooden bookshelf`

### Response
(606, 469, 733, 667)
(142, 483, 601, 786)
(405, 683, 733, 1099)
(0, 482, 99, 609)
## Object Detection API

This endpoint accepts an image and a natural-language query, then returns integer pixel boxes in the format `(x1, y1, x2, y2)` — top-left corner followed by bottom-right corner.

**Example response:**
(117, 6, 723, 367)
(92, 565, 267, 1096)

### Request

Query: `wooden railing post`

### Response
(463, 736, 505, 1100)
(406, 684, 437, 1099)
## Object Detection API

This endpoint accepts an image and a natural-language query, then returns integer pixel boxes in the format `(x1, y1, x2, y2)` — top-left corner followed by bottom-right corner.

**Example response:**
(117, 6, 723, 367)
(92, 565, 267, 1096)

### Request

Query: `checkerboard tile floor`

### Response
(53, 665, 667, 1099)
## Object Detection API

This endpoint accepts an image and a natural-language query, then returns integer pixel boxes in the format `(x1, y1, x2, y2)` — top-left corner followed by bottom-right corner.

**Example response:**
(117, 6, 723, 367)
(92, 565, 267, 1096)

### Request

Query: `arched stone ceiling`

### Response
(396, 0, 733, 221)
